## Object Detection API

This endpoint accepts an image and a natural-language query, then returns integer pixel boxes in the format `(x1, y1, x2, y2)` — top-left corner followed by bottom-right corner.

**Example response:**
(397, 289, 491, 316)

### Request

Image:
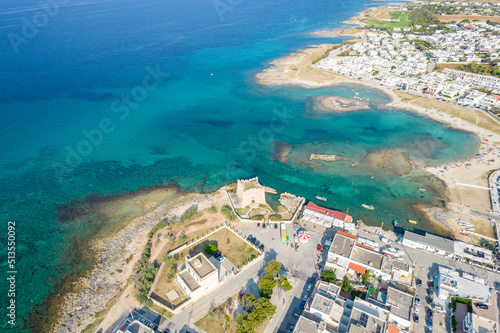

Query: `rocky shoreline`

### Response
(52, 187, 228, 332)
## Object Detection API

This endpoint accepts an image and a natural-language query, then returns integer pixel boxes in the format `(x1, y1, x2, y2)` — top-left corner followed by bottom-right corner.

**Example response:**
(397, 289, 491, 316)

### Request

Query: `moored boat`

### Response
(393, 220, 399, 227)
(315, 196, 327, 201)
(419, 188, 426, 191)
(460, 232, 468, 236)
(408, 220, 418, 225)
(361, 204, 374, 210)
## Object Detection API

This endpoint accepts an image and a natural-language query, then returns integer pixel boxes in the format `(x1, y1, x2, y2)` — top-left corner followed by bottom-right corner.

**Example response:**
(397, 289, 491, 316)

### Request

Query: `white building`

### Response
(434, 266, 493, 303)
(176, 253, 219, 300)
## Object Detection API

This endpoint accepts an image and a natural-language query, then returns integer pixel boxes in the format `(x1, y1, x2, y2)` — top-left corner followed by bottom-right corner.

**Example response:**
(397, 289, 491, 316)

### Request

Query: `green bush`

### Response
(148, 220, 168, 239)
(270, 215, 282, 221)
(451, 297, 473, 313)
(321, 270, 337, 283)
(452, 315, 457, 332)
(251, 215, 264, 221)
(179, 205, 198, 223)
(205, 243, 218, 255)
(221, 205, 237, 221)
(207, 206, 217, 213)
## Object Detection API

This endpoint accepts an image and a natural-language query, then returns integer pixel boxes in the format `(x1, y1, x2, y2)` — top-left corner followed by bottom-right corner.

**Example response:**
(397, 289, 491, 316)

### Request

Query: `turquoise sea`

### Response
(0, 0, 478, 330)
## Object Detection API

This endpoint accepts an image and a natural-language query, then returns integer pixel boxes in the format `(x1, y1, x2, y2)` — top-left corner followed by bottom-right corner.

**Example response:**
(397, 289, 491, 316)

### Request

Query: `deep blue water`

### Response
(0, 0, 478, 330)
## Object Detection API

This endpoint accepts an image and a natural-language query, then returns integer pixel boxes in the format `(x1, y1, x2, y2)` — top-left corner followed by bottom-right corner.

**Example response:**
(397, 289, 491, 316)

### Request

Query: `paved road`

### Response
(163, 221, 334, 333)
(166, 253, 265, 332)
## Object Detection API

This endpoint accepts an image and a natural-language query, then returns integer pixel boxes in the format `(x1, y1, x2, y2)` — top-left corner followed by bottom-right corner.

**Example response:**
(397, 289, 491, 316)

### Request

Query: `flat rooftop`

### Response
(187, 253, 216, 280)
(294, 314, 320, 333)
(350, 245, 384, 270)
(387, 287, 413, 320)
(178, 270, 200, 292)
(330, 232, 356, 258)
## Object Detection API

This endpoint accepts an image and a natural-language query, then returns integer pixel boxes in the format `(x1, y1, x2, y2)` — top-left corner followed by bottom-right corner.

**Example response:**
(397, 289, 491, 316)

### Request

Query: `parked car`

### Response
(259, 244, 264, 251)
(428, 309, 433, 318)
(262, 223, 266, 229)
(300, 300, 306, 309)
(432, 304, 445, 313)
(255, 240, 260, 247)
(303, 293, 309, 301)
(307, 283, 313, 291)
(415, 296, 421, 305)
(475, 303, 489, 310)
(427, 317, 433, 328)
(247, 234, 253, 241)
(415, 306, 419, 314)
(416, 278, 422, 287)
(414, 314, 419, 323)
(426, 296, 433, 304)
(257, 223, 260, 228)
(317, 244, 322, 251)
(274, 223, 278, 229)
(427, 288, 433, 296)
(293, 224, 300, 231)
(288, 326, 295, 333)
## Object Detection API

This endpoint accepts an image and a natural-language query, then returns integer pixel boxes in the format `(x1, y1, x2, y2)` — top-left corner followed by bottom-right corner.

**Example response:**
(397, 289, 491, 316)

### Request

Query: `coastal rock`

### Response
(310, 153, 350, 162)
(271, 141, 292, 163)
(308, 95, 369, 113)
(350, 162, 359, 168)
(364, 147, 415, 176)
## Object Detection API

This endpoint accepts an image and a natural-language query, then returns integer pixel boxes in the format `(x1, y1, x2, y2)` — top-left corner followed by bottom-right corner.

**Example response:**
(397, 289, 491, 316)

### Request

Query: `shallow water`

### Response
(0, 0, 479, 330)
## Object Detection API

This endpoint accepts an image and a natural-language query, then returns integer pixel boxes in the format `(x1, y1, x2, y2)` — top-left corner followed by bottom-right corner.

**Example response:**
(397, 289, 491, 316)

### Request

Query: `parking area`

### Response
(230, 220, 336, 333)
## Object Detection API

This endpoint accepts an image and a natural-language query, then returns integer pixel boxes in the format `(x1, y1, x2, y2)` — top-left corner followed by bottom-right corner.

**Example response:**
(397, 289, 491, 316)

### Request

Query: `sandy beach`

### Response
(255, 4, 500, 241)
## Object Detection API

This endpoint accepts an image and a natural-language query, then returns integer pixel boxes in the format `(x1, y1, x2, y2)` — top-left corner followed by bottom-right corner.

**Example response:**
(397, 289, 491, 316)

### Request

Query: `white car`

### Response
(415, 296, 421, 305)
(415, 306, 420, 314)
(303, 293, 309, 301)
(433, 304, 445, 313)
(307, 283, 313, 292)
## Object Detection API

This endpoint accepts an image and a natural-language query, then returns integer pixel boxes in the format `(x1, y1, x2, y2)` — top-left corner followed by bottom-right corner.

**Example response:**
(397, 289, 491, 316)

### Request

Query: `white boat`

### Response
(361, 204, 374, 210)
(315, 196, 327, 201)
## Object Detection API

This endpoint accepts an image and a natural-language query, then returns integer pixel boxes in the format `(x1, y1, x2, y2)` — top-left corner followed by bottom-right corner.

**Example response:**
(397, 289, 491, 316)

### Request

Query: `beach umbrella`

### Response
(298, 230, 310, 243)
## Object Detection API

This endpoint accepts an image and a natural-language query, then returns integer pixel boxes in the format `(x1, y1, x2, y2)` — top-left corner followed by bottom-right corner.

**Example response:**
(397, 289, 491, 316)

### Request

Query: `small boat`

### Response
(460, 232, 468, 236)
(393, 220, 399, 227)
(466, 227, 475, 231)
(419, 188, 426, 191)
(362, 204, 374, 210)
(315, 196, 327, 201)
(408, 220, 418, 225)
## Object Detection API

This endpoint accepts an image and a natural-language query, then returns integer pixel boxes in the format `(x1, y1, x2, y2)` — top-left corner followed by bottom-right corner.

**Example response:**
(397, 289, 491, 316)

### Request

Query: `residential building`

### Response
(176, 253, 219, 299)
(402, 230, 455, 257)
(434, 266, 493, 303)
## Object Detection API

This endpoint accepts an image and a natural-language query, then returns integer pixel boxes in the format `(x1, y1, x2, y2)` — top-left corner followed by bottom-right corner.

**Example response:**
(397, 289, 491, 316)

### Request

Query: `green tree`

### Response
(205, 243, 218, 255)
(321, 270, 337, 283)
(364, 270, 370, 285)
(341, 276, 352, 292)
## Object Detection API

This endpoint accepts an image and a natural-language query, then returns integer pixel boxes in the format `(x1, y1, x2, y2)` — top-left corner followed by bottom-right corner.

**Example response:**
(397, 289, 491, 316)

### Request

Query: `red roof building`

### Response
(348, 262, 366, 274)
(304, 202, 353, 222)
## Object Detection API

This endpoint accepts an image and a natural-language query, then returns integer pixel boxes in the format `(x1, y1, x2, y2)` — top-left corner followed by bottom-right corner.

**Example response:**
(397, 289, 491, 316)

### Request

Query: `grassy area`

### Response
(366, 11, 411, 31)
(195, 295, 238, 333)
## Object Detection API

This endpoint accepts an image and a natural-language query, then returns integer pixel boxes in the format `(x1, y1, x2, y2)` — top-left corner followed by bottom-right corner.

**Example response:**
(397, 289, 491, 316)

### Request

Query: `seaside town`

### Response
(317, 10, 500, 113)
(42, 2, 500, 333)
(77, 173, 500, 333)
